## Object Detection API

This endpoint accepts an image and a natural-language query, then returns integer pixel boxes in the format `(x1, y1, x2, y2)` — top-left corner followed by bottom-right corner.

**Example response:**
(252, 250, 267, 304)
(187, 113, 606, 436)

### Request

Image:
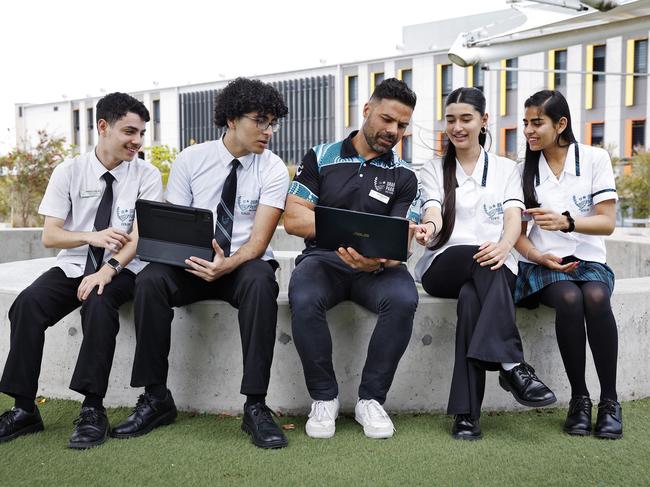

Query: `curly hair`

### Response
(96, 92, 150, 125)
(370, 78, 417, 109)
(213, 77, 288, 128)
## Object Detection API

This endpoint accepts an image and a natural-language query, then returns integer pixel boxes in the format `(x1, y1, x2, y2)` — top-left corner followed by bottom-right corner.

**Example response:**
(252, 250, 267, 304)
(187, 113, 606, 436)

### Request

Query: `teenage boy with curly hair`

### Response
(111, 78, 291, 449)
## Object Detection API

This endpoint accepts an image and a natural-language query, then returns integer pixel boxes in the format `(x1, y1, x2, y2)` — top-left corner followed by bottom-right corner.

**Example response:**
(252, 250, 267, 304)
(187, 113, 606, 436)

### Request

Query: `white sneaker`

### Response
(305, 398, 339, 438)
(354, 399, 394, 439)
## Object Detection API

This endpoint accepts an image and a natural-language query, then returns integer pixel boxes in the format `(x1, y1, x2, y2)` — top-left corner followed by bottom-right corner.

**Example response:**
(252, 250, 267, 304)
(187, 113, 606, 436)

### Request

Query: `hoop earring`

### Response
(480, 126, 487, 135)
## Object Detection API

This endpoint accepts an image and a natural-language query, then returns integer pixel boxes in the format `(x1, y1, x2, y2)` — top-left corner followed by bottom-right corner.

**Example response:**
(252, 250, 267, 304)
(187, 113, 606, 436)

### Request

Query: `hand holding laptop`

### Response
(336, 246, 386, 272)
(184, 239, 231, 282)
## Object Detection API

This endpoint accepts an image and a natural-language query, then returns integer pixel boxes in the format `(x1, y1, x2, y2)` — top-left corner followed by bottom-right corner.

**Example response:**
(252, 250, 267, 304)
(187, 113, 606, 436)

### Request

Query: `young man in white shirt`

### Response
(0, 93, 163, 449)
(111, 78, 291, 449)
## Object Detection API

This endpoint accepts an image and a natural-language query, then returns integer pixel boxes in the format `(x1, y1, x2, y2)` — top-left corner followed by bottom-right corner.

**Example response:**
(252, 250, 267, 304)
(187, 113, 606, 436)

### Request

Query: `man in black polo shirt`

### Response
(284, 78, 419, 439)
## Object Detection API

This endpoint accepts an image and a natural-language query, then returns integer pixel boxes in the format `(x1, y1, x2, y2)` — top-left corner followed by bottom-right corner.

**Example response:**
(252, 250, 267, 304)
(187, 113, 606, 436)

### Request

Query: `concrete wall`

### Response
(0, 231, 648, 414)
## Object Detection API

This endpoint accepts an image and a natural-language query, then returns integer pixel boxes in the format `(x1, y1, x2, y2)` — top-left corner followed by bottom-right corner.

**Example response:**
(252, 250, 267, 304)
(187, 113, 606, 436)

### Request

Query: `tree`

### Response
(144, 144, 178, 186)
(617, 151, 650, 219)
(0, 131, 69, 227)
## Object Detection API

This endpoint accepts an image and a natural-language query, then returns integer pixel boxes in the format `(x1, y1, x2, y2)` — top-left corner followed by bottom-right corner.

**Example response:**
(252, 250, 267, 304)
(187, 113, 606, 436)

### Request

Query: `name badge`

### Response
(369, 189, 389, 204)
(80, 190, 101, 198)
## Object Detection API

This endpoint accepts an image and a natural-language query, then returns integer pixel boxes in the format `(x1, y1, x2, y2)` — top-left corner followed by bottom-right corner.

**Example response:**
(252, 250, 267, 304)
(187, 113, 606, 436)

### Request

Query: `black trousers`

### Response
(421, 245, 524, 419)
(289, 251, 418, 404)
(130, 259, 279, 396)
(0, 266, 135, 400)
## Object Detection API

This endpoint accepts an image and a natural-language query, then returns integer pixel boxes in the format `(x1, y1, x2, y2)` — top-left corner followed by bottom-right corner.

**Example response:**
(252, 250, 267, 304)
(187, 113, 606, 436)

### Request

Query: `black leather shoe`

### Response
(594, 399, 623, 440)
(68, 407, 109, 449)
(0, 407, 44, 443)
(241, 403, 288, 449)
(451, 414, 482, 440)
(564, 396, 592, 436)
(110, 390, 177, 439)
(499, 363, 557, 407)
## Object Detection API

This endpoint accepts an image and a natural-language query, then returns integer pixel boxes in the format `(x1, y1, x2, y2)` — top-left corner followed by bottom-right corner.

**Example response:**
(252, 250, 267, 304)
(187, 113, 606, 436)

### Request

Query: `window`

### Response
(436, 131, 449, 155)
(441, 65, 452, 100)
(370, 72, 384, 92)
(345, 75, 358, 128)
(18, 107, 22, 117)
(632, 120, 645, 154)
(72, 109, 80, 146)
(473, 65, 484, 92)
(53, 106, 59, 112)
(87, 108, 94, 147)
(153, 99, 161, 142)
(593, 45, 606, 83)
(399, 69, 412, 89)
(401, 135, 412, 163)
(506, 58, 518, 91)
(503, 128, 517, 159)
(634, 39, 648, 76)
(591, 122, 604, 146)
(554, 49, 567, 88)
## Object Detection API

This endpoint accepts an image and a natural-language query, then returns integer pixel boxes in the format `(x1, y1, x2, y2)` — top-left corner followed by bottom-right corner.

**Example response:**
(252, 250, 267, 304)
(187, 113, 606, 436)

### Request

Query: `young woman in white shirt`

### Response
(515, 90, 621, 439)
(413, 87, 556, 440)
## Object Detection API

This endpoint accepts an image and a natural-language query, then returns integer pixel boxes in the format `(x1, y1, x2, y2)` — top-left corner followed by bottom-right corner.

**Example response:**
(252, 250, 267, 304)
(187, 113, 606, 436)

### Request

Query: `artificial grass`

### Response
(0, 395, 648, 487)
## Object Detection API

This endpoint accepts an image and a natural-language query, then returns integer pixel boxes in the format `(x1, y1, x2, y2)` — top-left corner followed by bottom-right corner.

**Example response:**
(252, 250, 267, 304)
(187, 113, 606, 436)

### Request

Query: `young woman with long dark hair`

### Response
(515, 90, 621, 439)
(413, 87, 555, 440)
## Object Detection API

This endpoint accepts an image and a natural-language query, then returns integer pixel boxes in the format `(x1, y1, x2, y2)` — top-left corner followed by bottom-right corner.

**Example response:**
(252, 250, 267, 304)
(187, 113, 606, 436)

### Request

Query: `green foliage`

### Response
(145, 145, 178, 186)
(0, 131, 70, 227)
(617, 151, 650, 219)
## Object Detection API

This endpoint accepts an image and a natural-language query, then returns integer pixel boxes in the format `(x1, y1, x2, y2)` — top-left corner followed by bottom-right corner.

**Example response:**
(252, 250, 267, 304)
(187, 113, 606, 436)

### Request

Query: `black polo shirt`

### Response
(288, 131, 420, 249)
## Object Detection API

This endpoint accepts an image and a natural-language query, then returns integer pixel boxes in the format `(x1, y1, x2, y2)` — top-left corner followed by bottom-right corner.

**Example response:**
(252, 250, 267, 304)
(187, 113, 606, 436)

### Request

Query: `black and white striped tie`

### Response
(214, 159, 239, 257)
(84, 171, 115, 275)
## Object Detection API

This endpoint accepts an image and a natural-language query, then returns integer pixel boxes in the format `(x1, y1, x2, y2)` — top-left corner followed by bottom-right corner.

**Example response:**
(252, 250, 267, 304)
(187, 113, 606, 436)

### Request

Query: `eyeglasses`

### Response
(242, 115, 280, 133)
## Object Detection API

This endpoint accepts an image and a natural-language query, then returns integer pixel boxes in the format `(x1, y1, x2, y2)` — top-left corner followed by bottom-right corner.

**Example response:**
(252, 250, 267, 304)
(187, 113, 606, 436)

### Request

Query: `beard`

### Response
(363, 126, 397, 154)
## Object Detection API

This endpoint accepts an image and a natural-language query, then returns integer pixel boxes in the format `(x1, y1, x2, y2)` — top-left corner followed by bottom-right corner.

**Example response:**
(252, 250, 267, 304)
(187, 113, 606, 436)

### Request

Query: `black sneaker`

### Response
(594, 399, 623, 440)
(564, 396, 592, 436)
(110, 390, 177, 439)
(451, 414, 482, 441)
(68, 406, 109, 449)
(0, 407, 44, 443)
(241, 403, 288, 449)
(499, 363, 557, 407)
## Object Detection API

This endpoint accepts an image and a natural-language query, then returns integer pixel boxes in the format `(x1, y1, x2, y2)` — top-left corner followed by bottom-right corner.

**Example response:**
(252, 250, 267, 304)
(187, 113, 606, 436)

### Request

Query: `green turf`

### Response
(1, 395, 648, 486)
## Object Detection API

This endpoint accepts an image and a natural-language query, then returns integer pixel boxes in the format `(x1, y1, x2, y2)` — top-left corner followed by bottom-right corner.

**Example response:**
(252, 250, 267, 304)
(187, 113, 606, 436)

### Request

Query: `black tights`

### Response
(539, 280, 618, 401)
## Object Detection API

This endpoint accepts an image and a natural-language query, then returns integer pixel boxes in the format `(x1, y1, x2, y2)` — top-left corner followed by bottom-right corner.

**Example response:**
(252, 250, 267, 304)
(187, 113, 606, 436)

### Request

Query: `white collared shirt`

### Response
(165, 138, 289, 260)
(520, 143, 618, 264)
(38, 150, 163, 277)
(415, 149, 525, 279)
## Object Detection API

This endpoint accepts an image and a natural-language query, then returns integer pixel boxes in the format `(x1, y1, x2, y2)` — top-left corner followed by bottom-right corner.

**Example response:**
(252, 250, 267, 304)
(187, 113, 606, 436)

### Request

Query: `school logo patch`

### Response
(374, 177, 395, 195)
(572, 194, 593, 213)
(237, 196, 259, 214)
(116, 207, 135, 226)
(295, 163, 303, 177)
(483, 202, 504, 222)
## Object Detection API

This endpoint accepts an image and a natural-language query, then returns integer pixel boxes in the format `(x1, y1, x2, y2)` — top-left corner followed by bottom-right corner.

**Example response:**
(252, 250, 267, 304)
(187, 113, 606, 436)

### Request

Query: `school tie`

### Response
(214, 159, 240, 257)
(84, 172, 115, 275)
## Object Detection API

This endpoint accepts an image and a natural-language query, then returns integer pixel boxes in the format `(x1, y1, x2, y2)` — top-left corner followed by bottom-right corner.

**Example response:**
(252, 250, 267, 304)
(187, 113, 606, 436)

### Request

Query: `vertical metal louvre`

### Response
(178, 75, 335, 164)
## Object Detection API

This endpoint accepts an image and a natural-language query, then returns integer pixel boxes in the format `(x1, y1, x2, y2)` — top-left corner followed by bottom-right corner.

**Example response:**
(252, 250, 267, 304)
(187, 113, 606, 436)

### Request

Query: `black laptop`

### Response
(314, 206, 410, 261)
(136, 199, 214, 268)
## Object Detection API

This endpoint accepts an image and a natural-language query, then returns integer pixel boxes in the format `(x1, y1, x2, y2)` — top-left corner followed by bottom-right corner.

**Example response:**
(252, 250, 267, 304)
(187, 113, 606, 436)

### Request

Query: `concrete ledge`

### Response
(1, 258, 648, 414)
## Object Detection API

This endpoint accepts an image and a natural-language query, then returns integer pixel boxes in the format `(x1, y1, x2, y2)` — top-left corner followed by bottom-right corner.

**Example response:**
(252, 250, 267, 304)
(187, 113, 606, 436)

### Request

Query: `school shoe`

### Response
(594, 399, 623, 440)
(241, 402, 288, 449)
(451, 414, 482, 441)
(354, 399, 394, 439)
(110, 390, 177, 439)
(0, 406, 44, 443)
(68, 406, 109, 449)
(305, 398, 339, 438)
(498, 363, 557, 407)
(563, 396, 592, 436)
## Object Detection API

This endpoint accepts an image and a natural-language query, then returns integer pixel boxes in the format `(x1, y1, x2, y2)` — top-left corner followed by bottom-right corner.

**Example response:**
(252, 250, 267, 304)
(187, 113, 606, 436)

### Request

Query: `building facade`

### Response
(14, 11, 650, 168)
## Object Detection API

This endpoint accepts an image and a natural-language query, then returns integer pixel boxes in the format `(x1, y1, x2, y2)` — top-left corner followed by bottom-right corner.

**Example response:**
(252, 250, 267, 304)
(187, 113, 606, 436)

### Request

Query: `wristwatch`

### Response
(105, 258, 124, 274)
(561, 211, 575, 233)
